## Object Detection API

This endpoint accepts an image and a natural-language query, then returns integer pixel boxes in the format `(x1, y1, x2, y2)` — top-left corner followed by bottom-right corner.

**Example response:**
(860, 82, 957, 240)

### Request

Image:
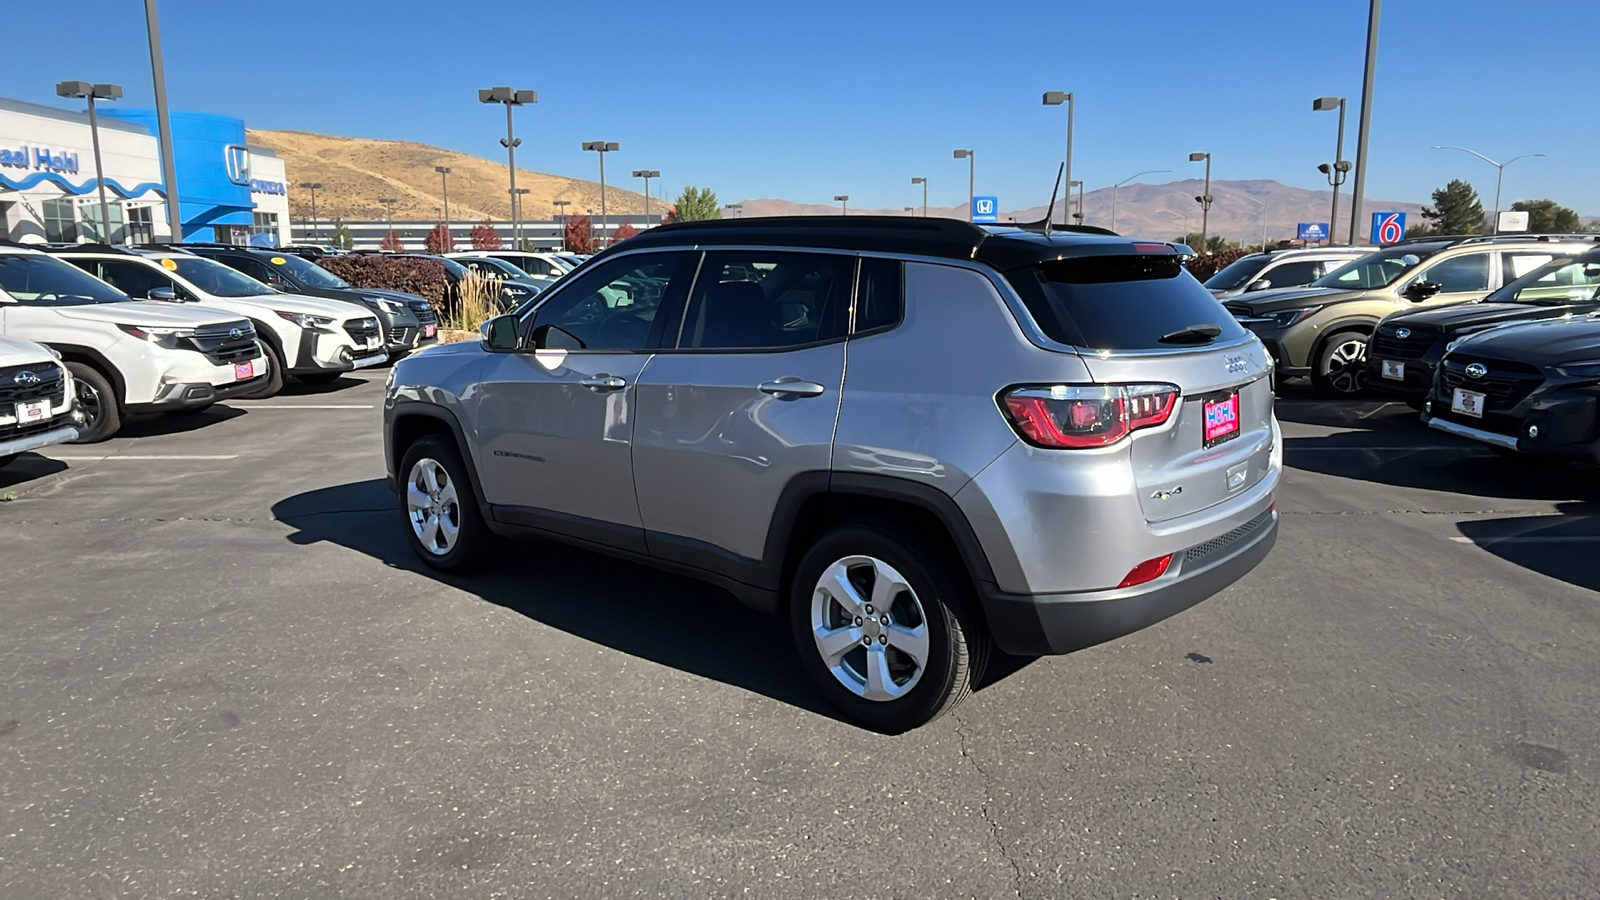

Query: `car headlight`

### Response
(276, 311, 336, 328)
(1555, 360, 1600, 378)
(116, 324, 197, 349)
(1269, 306, 1322, 327)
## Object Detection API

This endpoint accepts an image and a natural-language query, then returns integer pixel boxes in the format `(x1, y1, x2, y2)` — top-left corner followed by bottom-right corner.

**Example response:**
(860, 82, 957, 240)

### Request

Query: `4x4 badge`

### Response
(1465, 363, 1488, 379)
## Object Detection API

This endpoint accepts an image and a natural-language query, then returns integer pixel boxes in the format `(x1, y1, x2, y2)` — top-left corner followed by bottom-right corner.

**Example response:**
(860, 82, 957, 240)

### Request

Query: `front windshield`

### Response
(168, 256, 275, 297)
(271, 253, 349, 289)
(1203, 254, 1272, 291)
(1485, 255, 1600, 305)
(0, 254, 130, 305)
(1314, 246, 1439, 290)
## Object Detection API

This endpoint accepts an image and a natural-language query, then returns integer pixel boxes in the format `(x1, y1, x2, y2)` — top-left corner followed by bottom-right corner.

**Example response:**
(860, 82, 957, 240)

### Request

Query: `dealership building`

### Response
(0, 96, 290, 246)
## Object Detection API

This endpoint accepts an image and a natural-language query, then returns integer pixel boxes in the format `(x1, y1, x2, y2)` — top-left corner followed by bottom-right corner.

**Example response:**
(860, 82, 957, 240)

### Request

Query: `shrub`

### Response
(379, 230, 403, 251)
(442, 271, 501, 332)
(565, 214, 595, 254)
(471, 218, 503, 250)
(424, 223, 455, 254)
(613, 222, 638, 242)
(1185, 247, 1250, 283)
(318, 255, 451, 306)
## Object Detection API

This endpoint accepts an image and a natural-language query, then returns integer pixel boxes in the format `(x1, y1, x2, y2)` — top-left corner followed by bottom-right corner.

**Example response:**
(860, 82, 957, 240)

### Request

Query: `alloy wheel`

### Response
(810, 555, 930, 702)
(406, 457, 461, 556)
(76, 378, 104, 428)
(1323, 338, 1368, 395)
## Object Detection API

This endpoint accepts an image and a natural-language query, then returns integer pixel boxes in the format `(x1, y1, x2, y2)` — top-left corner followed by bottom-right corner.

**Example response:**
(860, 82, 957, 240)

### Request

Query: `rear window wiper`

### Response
(1158, 323, 1222, 344)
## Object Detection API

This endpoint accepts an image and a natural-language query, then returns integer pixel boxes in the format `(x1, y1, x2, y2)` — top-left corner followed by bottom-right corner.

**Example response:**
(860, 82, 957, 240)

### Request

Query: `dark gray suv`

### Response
(384, 218, 1281, 731)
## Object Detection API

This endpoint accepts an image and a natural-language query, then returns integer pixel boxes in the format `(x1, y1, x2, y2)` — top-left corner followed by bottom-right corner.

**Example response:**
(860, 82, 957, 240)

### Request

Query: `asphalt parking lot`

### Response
(3, 370, 1597, 898)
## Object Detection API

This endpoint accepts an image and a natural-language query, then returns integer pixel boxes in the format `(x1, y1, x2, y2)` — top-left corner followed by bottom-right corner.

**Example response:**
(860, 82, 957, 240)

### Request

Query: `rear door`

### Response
(1404, 250, 1496, 305)
(631, 250, 853, 576)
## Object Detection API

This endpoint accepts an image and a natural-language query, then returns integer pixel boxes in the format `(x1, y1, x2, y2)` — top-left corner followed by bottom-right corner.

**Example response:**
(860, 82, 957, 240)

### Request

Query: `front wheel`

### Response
(65, 362, 121, 443)
(240, 342, 284, 400)
(399, 435, 495, 573)
(789, 522, 988, 733)
(1312, 331, 1370, 398)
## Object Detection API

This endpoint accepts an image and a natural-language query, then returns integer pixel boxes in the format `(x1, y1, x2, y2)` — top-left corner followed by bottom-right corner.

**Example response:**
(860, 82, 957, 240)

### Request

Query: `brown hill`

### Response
(247, 129, 659, 223)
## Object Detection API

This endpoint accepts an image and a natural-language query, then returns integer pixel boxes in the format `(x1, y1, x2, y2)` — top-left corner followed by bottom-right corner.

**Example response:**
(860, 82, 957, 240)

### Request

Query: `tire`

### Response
(65, 362, 121, 443)
(1312, 331, 1370, 398)
(398, 434, 495, 573)
(789, 522, 989, 733)
(240, 342, 284, 400)
(297, 372, 342, 385)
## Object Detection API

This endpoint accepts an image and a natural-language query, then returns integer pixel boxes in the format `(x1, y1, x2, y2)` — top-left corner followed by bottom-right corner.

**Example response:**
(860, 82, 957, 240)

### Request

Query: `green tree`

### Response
(1175, 232, 1237, 254)
(1509, 199, 1581, 234)
(670, 186, 721, 222)
(1420, 180, 1485, 235)
(1405, 222, 1434, 238)
(329, 218, 353, 250)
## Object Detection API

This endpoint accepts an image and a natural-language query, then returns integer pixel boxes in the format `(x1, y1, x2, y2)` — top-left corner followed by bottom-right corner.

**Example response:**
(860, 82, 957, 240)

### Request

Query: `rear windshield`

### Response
(1005, 255, 1248, 350)
(1203, 254, 1272, 291)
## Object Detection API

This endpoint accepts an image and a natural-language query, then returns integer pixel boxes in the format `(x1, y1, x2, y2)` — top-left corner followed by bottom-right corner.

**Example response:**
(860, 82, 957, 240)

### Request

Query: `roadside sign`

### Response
(971, 196, 998, 224)
(1498, 210, 1530, 232)
(1370, 212, 1406, 245)
(1297, 222, 1330, 242)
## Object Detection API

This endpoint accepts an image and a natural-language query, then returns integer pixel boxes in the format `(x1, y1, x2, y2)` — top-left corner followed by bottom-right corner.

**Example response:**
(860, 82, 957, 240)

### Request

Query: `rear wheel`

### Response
(789, 522, 988, 733)
(399, 434, 495, 573)
(1312, 331, 1370, 398)
(65, 362, 120, 443)
(240, 342, 283, 400)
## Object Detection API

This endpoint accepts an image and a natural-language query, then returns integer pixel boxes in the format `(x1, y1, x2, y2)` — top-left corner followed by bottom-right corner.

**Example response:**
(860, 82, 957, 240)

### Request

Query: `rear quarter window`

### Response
(1004, 255, 1248, 350)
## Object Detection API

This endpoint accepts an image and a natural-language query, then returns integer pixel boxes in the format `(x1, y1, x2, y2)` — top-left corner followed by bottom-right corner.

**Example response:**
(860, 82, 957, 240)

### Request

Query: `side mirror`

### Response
(484, 314, 522, 350)
(1246, 278, 1272, 292)
(529, 323, 586, 351)
(1405, 281, 1442, 301)
(148, 287, 177, 301)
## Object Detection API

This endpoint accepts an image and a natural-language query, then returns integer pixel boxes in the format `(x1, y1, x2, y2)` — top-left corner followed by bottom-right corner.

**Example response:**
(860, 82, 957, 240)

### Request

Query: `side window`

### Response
(1258, 260, 1321, 289)
(1502, 252, 1554, 281)
(855, 258, 903, 333)
(679, 251, 852, 350)
(230, 257, 281, 286)
(1417, 253, 1490, 293)
(96, 260, 172, 299)
(528, 252, 691, 351)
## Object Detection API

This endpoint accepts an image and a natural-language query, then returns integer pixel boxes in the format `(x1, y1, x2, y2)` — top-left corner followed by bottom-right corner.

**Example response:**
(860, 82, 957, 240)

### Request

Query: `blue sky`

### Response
(7, 0, 1597, 215)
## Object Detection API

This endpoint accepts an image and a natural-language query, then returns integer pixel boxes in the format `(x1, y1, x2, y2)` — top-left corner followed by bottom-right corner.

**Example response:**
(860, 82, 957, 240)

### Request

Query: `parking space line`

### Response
(47, 454, 241, 461)
(232, 404, 375, 409)
(1286, 445, 1473, 451)
(1450, 536, 1600, 545)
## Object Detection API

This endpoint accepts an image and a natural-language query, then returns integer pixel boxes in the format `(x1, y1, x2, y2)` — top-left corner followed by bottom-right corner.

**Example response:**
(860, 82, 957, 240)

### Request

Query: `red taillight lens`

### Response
(1002, 384, 1179, 449)
(1118, 553, 1173, 588)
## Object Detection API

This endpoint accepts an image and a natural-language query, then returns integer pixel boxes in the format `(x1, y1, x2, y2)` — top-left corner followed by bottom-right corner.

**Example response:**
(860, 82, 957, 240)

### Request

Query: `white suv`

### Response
(55, 247, 385, 396)
(0, 246, 267, 442)
(0, 333, 81, 466)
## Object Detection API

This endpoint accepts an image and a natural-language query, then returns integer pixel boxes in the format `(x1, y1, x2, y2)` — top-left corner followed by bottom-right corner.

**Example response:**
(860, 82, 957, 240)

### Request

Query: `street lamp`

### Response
(298, 181, 323, 242)
(378, 197, 397, 247)
(953, 150, 975, 221)
(1189, 152, 1213, 253)
(582, 141, 619, 246)
(1043, 91, 1075, 228)
(834, 195, 850, 215)
(1429, 145, 1545, 233)
(142, 0, 181, 242)
(1110, 169, 1170, 233)
(1348, 0, 1382, 244)
(512, 188, 531, 247)
(910, 176, 928, 217)
(1312, 97, 1350, 242)
(434, 166, 451, 243)
(1069, 180, 1084, 224)
(1243, 194, 1268, 251)
(55, 81, 122, 243)
(632, 169, 659, 224)
(552, 200, 571, 249)
(724, 203, 743, 218)
(479, 86, 538, 250)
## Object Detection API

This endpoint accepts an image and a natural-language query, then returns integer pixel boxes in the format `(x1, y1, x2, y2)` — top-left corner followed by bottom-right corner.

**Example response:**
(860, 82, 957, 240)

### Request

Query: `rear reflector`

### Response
(1118, 554, 1174, 588)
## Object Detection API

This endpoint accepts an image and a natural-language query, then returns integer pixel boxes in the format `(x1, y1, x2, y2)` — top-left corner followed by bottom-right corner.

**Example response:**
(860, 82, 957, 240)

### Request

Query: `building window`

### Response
(126, 207, 154, 244)
(250, 212, 279, 244)
(80, 202, 125, 244)
(42, 199, 78, 243)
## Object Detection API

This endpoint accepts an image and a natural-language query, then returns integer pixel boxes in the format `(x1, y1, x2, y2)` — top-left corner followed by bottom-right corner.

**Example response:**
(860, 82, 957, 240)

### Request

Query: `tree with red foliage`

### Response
(379, 230, 403, 251)
(564, 214, 595, 254)
(471, 218, 503, 250)
(612, 222, 638, 242)
(424, 223, 455, 254)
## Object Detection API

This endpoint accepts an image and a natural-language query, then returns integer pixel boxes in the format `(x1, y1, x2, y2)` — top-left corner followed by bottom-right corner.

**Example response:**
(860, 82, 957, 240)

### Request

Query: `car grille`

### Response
(1184, 508, 1274, 568)
(344, 317, 381, 344)
(1440, 354, 1544, 404)
(408, 302, 438, 325)
(0, 362, 67, 406)
(187, 320, 261, 365)
(3, 415, 69, 439)
(1370, 324, 1440, 360)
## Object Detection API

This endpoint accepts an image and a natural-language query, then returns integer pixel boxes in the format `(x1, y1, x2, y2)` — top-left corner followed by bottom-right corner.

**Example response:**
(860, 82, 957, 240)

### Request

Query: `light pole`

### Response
(1312, 97, 1349, 242)
(298, 181, 323, 241)
(1429, 146, 1544, 233)
(724, 203, 743, 218)
(910, 176, 928, 217)
(142, 0, 181, 241)
(582, 141, 619, 246)
(834, 195, 849, 215)
(552, 200, 571, 249)
(1348, 0, 1381, 244)
(953, 150, 975, 221)
(1243, 194, 1268, 250)
(1069, 180, 1084, 224)
(1042, 91, 1074, 228)
(55, 81, 122, 243)
(434, 166, 451, 243)
(513, 188, 531, 247)
(378, 197, 397, 247)
(1189, 152, 1212, 254)
(632, 169, 659, 225)
(479, 86, 538, 251)
(1110, 169, 1170, 233)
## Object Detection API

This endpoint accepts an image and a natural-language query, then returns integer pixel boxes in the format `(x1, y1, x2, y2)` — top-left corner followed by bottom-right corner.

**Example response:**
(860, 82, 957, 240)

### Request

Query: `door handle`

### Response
(758, 379, 826, 397)
(580, 375, 627, 391)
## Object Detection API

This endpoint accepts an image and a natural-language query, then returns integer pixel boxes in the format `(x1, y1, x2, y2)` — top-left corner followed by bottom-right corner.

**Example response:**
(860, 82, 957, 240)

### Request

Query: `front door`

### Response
(632, 250, 854, 582)
(471, 251, 695, 553)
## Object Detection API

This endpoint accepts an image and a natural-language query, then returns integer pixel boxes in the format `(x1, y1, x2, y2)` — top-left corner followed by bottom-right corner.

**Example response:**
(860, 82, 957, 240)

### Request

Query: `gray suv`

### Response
(383, 218, 1282, 731)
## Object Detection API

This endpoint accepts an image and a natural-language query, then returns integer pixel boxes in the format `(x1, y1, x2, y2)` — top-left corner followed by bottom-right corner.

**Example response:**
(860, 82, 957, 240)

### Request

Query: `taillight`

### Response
(1001, 384, 1179, 449)
(1118, 553, 1173, 588)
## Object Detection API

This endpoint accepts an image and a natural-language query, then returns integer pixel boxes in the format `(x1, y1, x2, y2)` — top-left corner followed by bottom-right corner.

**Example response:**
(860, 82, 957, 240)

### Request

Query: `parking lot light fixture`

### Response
(480, 87, 537, 250)
(724, 203, 743, 218)
(1243, 194, 1267, 250)
(512, 188, 531, 247)
(142, 0, 181, 242)
(433, 167, 452, 241)
(1348, 0, 1382, 244)
(953, 150, 974, 221)
(1069, 180, 1084, 224)
(834, 195, 849, 215)
(582, 142, 619, 246)
(378, 197, 397, 227)
(910, 176, 928, 217)
(1189, 152, 1212, 254)
(56, 80, 122, 243)
(298, 181, 324, 241)
(1312, 97, 1349, 242)
(631, 169, 659, 225)
(1429, 145, 1544, 233)
(1110, 169, 1169, 233)
(1043, 91, 1074, 227)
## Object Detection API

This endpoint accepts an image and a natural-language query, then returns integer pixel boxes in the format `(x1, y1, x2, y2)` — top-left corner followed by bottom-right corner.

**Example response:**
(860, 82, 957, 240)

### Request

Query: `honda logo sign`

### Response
(224, 144, 251, 186)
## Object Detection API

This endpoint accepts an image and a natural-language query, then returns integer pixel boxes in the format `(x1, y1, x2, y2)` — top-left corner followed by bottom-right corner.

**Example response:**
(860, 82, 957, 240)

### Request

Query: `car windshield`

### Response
(1203, 254, 1273, 291)
(1485, 254, 1600, 305)
(0, 254, 130, 305)
(1314, 247, 1438, 290)
(168, 256, 275, 297)
(271, 252, 349, 289)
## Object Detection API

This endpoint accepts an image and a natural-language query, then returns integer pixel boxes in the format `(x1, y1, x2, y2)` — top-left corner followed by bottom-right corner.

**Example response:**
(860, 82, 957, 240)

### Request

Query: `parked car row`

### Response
(0, 242, 438, 442)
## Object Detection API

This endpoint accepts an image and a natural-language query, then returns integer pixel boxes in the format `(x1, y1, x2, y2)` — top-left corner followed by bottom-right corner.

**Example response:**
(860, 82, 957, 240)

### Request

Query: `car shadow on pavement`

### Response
(1284, 430, 1600, 502)
(116, 404, 248, 437)
(279, 377, 363, 395)
(1455, 502, 1600, 592)
(0, 454, 68, 488)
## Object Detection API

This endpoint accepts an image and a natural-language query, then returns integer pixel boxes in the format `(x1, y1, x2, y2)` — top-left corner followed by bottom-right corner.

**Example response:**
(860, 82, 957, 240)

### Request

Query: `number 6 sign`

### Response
(1370, 212, 1406, 245)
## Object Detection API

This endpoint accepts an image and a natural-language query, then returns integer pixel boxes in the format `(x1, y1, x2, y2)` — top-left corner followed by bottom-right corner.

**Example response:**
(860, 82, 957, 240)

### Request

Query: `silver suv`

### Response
(384, 218, 1282, 731)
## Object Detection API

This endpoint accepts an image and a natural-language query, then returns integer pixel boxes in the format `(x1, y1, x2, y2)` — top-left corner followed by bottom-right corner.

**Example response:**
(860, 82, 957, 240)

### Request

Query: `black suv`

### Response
(1366, 246, 1600, 407)
(184, 245, 438, 357)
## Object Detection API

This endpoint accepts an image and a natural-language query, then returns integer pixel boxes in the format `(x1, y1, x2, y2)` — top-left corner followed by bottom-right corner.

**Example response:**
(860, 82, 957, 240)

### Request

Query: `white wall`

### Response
(247, 152, 291, 245)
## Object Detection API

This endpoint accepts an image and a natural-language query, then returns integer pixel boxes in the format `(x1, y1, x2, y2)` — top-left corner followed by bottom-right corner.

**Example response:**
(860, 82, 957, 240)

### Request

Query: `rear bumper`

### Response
(980, 509, 1278, 656)
(0, 423, 80, 458)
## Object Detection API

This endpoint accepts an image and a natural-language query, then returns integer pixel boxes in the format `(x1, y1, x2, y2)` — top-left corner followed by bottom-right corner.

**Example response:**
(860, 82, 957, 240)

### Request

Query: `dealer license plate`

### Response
(422, 324, 437, 339)
(14, 399, 51, 424)
(366, 336, 382, 350)
(234, 359, 257, 381)
(1451, 388, 1485, 419)
(1381, 360, 1405, 381)
(1203, 392, 1241, 448)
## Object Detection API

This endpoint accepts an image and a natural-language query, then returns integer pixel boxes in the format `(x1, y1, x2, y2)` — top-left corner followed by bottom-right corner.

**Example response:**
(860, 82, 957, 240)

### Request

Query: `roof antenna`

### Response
(1042, 162, 1064, 236)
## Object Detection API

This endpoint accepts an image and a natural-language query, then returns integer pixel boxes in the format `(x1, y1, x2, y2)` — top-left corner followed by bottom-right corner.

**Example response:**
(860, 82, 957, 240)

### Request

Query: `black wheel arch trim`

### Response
(385, 402, 491, 513)
(47, 344, 127, 406)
